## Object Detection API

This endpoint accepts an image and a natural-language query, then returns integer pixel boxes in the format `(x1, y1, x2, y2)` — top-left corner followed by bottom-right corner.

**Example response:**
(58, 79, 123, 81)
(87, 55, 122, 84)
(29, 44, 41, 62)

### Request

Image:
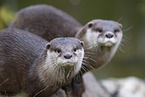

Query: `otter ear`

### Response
(88, 23, 93, 28)
(119, 24, 123, 28)
(46, 43, 51, 49)
(80, 41, 84, 47)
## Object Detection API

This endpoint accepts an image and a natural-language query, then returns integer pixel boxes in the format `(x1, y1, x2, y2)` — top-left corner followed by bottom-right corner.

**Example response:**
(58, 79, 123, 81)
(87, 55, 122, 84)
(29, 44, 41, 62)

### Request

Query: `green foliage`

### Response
(0, 6, 15, 29)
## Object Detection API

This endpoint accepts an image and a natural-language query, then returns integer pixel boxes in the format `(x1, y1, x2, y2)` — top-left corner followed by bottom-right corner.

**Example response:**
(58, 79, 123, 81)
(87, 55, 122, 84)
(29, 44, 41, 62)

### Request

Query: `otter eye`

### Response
(96, 28, 103, 33)
(73, 48, 78, 52)
(55, 48, 61, 53)
(114, 29, 120, 33)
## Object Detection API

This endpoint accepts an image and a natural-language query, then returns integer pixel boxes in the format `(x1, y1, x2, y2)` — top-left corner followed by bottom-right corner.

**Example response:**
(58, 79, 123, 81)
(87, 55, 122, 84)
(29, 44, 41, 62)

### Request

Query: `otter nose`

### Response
(105, 33, 114, 38)
(64, 54, 72, 59)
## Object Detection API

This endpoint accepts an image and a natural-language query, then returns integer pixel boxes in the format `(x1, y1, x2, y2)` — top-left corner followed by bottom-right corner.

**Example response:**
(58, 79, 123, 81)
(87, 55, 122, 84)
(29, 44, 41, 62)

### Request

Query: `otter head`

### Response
(46, 37, 84, 67)
(42, 37, 84, 82)
(76, 19, 123, 51)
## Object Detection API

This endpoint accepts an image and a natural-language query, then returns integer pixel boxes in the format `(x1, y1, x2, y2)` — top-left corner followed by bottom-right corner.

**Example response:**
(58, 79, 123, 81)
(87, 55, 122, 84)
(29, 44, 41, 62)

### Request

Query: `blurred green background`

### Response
(0, 0, 145, 79)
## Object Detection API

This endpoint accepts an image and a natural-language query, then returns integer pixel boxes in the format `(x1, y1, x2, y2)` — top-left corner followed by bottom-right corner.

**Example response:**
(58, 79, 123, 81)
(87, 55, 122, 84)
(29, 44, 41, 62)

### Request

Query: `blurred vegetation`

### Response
(0, 0, 145, 79)
(0, 6, 15, 29)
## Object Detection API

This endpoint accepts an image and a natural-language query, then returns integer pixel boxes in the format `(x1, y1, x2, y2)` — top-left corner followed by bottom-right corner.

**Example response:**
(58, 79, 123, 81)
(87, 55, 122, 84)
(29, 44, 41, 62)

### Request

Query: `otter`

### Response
(62, 19, 122, 97)
(0, 28, 84, 97)
(9, 4, 82, 41)
(9, 4, 123, 96)
(9, 4, 123, 70)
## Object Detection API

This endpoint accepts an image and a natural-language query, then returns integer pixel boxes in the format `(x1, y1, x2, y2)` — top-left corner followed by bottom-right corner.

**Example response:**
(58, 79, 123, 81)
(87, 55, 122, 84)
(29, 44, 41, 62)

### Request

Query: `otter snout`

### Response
(104, 31, 115, 38)
(105, 33, 114, 38)
(99, 32, 117, 47)
(64, 54, 72, 59)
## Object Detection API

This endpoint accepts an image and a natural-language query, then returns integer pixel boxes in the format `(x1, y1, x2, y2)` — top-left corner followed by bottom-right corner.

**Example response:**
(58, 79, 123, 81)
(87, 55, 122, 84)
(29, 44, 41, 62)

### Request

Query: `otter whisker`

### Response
(85, 52, 96, 55)
(0, 79, 9, 87)
(54, 66, 59, 84)
(122, 25, 133, 32)
(94, 43, 100, 52)
(82, 61, 95, 70)
(121, 35, 128, 43)
(117, 17, 123, 22)
(73, 68, 83, 84)
(83, 59, 96, 65)
(83, 57, 97, 64)
(43, 63, 58, 82)
(33, 82, 56, 97)
(118, 43, 125, 53)
(81, 65, 88, 73)
(66, 67, 72, 79)
(61, 66, 65, 83)
(48, 33, 54, 39)
(45, 64, 56, 75)
(61, 66, 65, 84)
(58, 65, 63, 82)
(82, 63, 93, 72)
(85, 42, 97, 49)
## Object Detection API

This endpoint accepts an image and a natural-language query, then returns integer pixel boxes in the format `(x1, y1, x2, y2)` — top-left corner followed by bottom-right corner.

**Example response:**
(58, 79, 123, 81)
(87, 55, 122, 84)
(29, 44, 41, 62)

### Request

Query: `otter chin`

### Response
(101, 39, 117, 47)
(61, 62, 75, 67)
(104, 42, 114, 47)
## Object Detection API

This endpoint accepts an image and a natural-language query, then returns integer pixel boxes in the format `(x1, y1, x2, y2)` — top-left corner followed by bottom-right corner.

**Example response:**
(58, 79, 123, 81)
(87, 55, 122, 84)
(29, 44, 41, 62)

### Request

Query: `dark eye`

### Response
(55, 48, 61, 53)
(95, 28, 103, 33)
(114, 29, 120, 33)
(73, 48, 78, 52)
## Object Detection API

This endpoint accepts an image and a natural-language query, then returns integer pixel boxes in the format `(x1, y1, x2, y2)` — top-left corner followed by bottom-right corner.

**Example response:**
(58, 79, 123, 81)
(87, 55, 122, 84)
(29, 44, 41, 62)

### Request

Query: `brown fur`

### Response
(9, 5, 123, 97)
(9, 4, 82, 41)
(0, 28, 84, 96)
(0, 28, 47, 96)
(9, 5, 122, 71)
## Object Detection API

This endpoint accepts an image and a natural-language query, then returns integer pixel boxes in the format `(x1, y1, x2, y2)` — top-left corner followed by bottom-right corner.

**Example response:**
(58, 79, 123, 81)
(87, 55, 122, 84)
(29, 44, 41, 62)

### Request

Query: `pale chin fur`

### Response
(38, 48, 84, 84)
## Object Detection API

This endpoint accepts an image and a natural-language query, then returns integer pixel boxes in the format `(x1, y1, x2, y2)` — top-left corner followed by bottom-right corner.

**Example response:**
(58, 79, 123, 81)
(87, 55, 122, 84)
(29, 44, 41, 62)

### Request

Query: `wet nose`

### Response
(105, 33, 114, 38)
(64, 54, 72, 59)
